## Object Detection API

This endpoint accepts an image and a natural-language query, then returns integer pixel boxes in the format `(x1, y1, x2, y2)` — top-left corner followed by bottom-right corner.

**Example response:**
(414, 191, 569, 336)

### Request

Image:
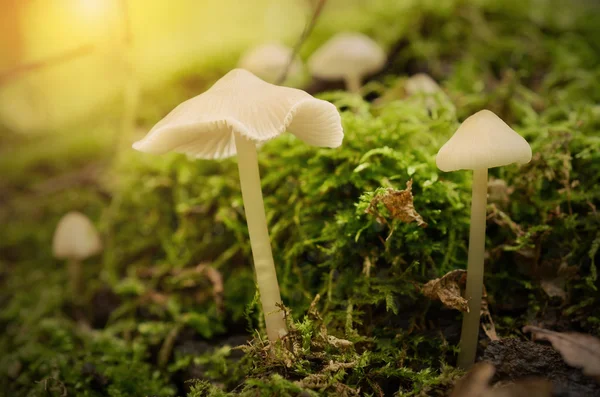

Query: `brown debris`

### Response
(450, 362, 552, 397)
(366, 179, 427, 230)
(539, 278, 567, 301)
(450, 362, 495, 397)
(490, 379, 553, 397)
(481, 287, 499, 341)
(196, 263, 224, 313)
(421, 269, 469, 312)
(523, 325, 600, 382)
(327, 335, 353, 349)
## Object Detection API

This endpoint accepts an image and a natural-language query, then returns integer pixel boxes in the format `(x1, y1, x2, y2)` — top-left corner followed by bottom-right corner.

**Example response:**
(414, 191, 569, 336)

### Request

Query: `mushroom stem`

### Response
(345, 74, 362, 93)
(458, 167, 488, 369)
(68, 258, 82, 300)
(234, 132, 288, 342)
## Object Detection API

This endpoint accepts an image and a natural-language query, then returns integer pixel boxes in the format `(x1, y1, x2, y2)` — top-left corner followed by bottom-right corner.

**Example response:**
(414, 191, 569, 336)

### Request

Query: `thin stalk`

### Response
(458, 167, 488, 369)
(234, 133, 287, 342)
(68, 258, 82, 300)
(276, 0, 328, 85)
(345, 74, 362, 93)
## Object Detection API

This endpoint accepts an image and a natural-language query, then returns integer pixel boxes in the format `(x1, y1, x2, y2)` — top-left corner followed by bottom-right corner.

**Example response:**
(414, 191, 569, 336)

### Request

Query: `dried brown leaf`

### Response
(488, 379, 553, 397)
(523, 325, 600, 381)
(366, 179, 427, 228)
(421, 269, 469, 312)
(539, 278, 567, 301)
(450, 363, 552, 397)
(450, 362, 495, 397)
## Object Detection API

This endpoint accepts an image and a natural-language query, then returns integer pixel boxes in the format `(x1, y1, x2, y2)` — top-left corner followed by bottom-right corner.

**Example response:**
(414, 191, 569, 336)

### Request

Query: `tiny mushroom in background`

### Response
(404, 73, 441, 95)
(133, 68, 343, 343)
(53, 211, 103, 300)
(238, 43, 304, 85)
(436, 109, 532, 369)
(308, 32, 386, 93)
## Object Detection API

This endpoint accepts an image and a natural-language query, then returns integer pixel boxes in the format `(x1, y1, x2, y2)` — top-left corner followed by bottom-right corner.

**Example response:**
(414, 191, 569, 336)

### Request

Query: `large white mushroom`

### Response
(308, 32, 386, 93)
(53, 211, 103, 298)
(436, 109, 532, 369)
(133, 68, 343, 342)
(238, 43, 304, 85)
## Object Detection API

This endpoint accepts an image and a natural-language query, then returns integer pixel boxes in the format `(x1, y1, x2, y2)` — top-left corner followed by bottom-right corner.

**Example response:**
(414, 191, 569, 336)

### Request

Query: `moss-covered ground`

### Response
(1, 0, 599, 396)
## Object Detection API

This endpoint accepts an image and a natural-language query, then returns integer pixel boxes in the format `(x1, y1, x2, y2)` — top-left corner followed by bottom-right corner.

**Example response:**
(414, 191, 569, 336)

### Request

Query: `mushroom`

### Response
(307, 32, 386, 93)
(53, 211, 103, 299)
(436, 109, 532, 369)
(238, 43, 304, 85)
(404, 73, 441, 95)
(132, 68, 343, 342)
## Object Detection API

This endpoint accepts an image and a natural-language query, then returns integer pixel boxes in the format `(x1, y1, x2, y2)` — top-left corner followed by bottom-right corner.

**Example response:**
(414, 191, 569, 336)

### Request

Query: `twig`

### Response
(276, 0, 328, 84)
(0, 44, 95, 86)
(158, 324, 182, 368)
(115, 0, 139, 154)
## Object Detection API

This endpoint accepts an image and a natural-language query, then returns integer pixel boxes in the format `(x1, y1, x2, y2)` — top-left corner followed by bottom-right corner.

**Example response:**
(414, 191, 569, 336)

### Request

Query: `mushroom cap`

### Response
(133, 68, 343, 159)
(238, 43, 303, 84)
(405, 73, 441, 95)
(436, 110, 532, 172)
(52, 211, 102, 261)
(307, 32, 386, 80)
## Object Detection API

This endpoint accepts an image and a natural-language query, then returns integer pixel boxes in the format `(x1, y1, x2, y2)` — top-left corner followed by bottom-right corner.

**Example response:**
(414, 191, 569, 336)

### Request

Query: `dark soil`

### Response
(483, 338, 600, 397)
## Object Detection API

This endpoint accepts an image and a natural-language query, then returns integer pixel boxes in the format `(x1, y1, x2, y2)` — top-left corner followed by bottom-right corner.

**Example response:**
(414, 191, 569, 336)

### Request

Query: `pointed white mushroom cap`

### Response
(405, 73, 441, 95)
(307, 32, 386, 80)
(238, 43, 303, 85)
(52, 211, 102, 261)
(436, 110, 532, 172)
(133, 69, 343, 159)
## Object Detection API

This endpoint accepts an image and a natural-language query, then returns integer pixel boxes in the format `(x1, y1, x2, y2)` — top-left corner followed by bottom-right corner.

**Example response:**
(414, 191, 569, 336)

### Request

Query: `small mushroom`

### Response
(404, 73, 441, 95)
(238, 43, 304, 85)
(436, 109, 532, 369)
(488, 178, 512, 206)
(52, 211, 102, 299)
(133, 69, 343, 342)
(308, 32, 386, 93)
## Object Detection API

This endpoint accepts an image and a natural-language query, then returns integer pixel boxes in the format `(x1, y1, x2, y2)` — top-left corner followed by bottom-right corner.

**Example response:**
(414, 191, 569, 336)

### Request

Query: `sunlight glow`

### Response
(76, 0, 112, 21)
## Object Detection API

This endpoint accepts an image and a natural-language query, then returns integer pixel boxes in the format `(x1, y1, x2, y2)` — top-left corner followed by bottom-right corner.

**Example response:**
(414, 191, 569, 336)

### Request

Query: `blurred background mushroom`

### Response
(52, 211, 103, 300)
(404, 73, 441, 96)
(307, 32, 386, 93)
(237, 43, 304, 86)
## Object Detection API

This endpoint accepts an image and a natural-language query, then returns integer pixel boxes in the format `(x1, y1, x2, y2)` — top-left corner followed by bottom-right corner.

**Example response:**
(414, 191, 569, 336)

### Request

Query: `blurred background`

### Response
(0, 0, 404, 133)
(0, 0, 595, 134)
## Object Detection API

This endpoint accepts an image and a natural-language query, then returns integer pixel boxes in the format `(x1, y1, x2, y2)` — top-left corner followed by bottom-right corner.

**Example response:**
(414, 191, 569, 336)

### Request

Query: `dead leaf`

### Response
(489, 379, 553, 397)
(450, 363, 553, 397)
(366, 179, 427, 228)
(539, 278, 567, 301)
(523, 325, 600, 381)
(421, 269, 468, 312)
(450, 362, 495, 397)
